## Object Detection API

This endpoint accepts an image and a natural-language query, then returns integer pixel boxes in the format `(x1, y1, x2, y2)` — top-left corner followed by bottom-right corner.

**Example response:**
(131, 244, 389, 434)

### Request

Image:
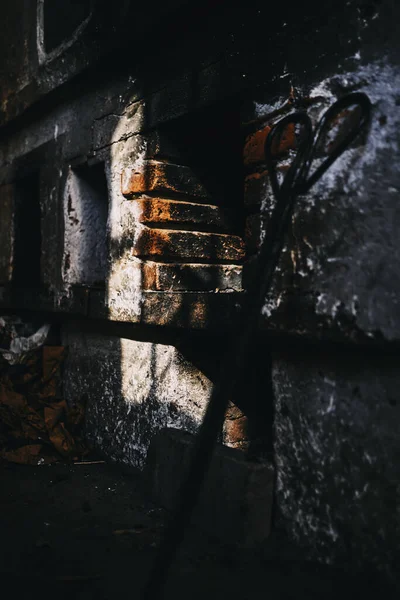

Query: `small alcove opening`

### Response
(42, 0, 92, 54)
(13, 172, 42, 289)
(155, 101, 245, 235)
(63, 162, 109, 287)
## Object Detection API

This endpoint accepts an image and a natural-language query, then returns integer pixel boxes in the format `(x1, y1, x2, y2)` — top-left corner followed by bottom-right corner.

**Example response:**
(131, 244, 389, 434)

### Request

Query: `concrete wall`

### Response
(62, 328, 211, 467)
(272, 350, 399, 576)
(240, 0, 400, 580)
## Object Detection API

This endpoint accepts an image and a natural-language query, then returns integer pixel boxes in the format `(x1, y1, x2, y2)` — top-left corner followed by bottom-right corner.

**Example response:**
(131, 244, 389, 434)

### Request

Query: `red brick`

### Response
(243, 126, 272, 166)
(121, 160, 210, 200)
(134, 198, 230, 232)
(141, 262, 243, 291)
(133, 226, 245, 262)
(223, 414, 249, 447)
(270, 121, 296, 157)
(243, 122, 295, 166)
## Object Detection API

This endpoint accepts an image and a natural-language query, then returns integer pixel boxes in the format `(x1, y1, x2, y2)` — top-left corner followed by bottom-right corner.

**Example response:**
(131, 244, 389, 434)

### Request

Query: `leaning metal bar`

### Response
(142, 92, 371, 599)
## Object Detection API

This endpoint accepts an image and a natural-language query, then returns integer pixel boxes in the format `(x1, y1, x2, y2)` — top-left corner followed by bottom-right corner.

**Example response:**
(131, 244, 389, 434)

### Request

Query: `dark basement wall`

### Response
(0, 0, 399, 581)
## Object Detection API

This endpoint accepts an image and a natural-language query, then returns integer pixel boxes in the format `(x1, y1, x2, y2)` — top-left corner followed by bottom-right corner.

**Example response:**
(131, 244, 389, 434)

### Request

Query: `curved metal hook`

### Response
(298, 91, 372, 193)
(264, 111, 313, 202)
(265, 91, 372, 198)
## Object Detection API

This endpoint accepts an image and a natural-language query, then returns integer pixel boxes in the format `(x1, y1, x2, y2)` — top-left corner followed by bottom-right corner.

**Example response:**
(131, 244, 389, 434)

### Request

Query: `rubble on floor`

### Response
(0, 316, 87, 464)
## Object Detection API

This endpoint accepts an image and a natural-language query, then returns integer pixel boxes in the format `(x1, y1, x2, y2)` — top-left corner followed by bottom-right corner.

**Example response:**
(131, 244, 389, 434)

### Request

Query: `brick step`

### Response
(132, 197, 232, 232)
(133, 225, 245, 263)
(141, 261, 243, 292)
(121, 160, 211, 201)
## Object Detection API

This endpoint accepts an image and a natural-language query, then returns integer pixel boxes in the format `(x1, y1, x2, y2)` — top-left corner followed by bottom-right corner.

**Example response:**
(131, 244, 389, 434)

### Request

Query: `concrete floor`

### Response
(0, 459, 396, 600)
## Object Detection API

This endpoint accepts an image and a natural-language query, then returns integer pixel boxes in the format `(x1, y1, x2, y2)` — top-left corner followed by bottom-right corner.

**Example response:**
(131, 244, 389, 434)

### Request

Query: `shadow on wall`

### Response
(61, 56, 274, 468)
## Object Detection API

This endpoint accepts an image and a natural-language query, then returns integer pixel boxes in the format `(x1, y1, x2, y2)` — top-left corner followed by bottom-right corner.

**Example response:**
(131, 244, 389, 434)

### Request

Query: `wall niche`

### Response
(63, 162, 109, 287)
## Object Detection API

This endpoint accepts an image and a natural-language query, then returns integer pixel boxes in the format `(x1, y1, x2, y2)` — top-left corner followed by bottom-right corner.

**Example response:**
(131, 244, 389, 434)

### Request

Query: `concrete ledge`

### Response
(145, 427, 274, 547)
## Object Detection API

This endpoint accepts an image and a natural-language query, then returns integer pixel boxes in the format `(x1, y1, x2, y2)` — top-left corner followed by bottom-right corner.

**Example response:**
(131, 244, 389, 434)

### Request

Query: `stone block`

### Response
(145, 427, 274, 547)
(133, 226, 245, 262)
